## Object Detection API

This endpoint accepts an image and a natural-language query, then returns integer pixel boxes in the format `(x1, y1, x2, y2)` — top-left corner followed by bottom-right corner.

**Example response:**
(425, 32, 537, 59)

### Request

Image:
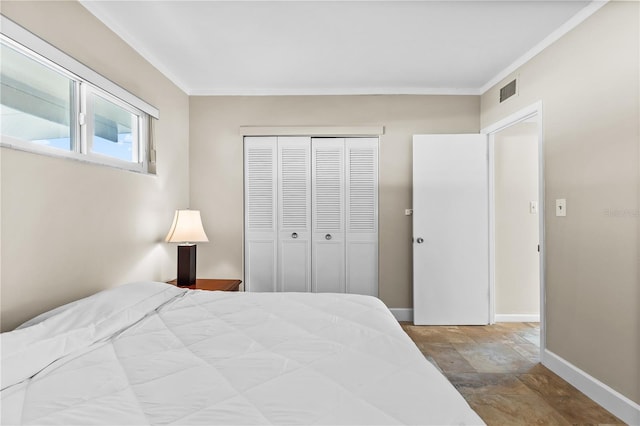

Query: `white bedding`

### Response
(1, 282, 484, 425)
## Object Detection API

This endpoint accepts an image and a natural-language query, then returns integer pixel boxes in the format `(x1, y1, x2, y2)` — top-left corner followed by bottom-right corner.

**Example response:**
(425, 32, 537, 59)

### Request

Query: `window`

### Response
(86, 89, 146, 164)
(0, 17, 158, 173)
(0, 42, 75, 152)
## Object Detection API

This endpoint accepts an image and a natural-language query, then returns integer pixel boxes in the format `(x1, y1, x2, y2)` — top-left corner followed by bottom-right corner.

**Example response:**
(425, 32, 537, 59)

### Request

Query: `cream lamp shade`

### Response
(165, 210, 209, 243)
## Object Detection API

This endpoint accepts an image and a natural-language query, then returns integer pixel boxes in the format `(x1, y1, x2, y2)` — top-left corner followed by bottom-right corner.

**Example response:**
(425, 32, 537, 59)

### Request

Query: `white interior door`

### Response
(277, 137, 311, 292)
(312, 138, 345, 293)
(345, 138, 378, 296)
(244, 136, 278, 292)
(413, 134, 489, 325)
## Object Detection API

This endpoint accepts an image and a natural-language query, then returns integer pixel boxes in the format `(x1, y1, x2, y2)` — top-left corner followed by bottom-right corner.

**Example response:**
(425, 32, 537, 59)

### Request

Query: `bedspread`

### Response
(1, 282, 483, 425)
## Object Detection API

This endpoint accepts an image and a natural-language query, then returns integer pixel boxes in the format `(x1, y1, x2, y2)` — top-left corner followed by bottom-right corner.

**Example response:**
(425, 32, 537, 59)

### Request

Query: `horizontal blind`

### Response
(246, 147, 274, 230)
(314, 147, 343, 231)
(348, 147, 376, 230)
(280, 146, 308, 229)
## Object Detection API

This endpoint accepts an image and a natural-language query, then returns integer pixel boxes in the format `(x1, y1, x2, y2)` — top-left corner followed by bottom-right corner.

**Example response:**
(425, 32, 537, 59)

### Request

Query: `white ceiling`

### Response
(80, 0, 597, 96)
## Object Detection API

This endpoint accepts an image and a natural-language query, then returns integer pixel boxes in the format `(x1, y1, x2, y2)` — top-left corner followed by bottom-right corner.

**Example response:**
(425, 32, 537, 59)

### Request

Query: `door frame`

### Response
(481, 100, 545, 354)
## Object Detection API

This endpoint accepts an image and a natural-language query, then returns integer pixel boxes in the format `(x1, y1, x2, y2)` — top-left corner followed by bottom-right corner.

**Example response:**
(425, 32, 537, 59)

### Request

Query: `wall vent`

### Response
(499, 79, 517, 103)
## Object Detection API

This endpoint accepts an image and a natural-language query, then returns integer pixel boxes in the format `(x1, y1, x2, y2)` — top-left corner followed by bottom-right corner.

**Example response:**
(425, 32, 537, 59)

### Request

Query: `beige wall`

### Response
(0, 2, 190, 331)
(494, 122, 539, 316)
(482, 2, 639, 403)
(2, 0, 637, 410)
(189, 95, 479, 308)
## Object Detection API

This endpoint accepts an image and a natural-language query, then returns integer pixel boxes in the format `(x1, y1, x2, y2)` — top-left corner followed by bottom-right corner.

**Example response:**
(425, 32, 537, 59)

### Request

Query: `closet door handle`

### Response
(291, 232, 298, 239)
(325, 234, 332, 240)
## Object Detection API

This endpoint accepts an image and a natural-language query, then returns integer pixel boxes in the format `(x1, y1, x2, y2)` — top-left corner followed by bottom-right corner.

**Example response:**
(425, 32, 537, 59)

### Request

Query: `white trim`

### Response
(494, 314, 540, 323)
(190, 87, 481, 96)
(240, 126, 384, 137)
(482, 100, 545, 352)
(479, 0, 608, 94)
(79, 0, 475, 96)
(543, 350, 640, 425)
(0, 15, 159, 118)
(82, 0, 606, 97)
(0, 139, 149, 175)
(488, 135, 496, 324)
(481, 101, 542, 135)
(389, 308, 413, 322)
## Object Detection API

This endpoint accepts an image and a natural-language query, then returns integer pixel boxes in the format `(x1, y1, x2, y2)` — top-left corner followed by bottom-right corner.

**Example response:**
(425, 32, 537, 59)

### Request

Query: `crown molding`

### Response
(80, 0, 608, 98)
(79, 1, 192, 95)
(479, 0, 608, 94)
(188, 87, 482, 96)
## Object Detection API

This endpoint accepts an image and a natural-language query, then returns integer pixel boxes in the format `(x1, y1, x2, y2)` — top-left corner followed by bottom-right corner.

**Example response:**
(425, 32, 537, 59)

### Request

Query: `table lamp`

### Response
(165, 209, 209, 286)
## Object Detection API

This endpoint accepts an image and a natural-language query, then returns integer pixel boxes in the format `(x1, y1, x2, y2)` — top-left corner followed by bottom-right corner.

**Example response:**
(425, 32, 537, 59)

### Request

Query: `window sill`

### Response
(1, 138, 156, 175)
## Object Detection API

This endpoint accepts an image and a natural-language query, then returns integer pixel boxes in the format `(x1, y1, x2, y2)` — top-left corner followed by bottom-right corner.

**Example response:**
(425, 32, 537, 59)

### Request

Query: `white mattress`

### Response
(1, 282, 484, 425)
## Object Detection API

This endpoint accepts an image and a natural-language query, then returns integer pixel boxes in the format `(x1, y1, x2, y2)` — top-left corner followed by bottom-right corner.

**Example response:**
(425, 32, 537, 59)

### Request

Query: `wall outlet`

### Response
(405, 209, 413, 216)
(556, 199, 566, 217)
(529, 201, 538, 214)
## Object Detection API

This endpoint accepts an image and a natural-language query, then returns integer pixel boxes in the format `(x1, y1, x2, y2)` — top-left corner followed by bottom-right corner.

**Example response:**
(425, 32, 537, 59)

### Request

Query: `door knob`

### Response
(325, 234, 332, 240)
(291, 232, 298, 239)
(416, 237, 424, 244)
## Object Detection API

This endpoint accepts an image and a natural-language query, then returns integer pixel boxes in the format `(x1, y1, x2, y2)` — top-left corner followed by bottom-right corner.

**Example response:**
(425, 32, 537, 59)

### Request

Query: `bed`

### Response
(1, 282, 483, 425)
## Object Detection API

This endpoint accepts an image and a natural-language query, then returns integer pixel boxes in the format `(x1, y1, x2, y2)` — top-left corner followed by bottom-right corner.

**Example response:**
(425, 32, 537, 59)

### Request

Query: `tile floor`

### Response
(400, 322, 624, 425)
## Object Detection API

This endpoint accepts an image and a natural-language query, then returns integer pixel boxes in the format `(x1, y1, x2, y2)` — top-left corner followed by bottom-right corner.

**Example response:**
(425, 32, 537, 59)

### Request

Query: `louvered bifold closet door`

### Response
(345, 138, 379, 296)
(311, 138, 346, 293)
(277, 137, 311, 292)
(244, 137, 278, 292)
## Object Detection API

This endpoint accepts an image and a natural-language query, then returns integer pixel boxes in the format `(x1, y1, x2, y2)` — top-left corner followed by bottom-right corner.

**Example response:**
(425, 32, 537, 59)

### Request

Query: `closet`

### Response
(244, 136, 378, 296)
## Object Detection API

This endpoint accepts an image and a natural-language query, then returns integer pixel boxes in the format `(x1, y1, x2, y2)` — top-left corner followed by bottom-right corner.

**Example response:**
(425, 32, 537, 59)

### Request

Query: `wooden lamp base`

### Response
(177, 244, 197, 286)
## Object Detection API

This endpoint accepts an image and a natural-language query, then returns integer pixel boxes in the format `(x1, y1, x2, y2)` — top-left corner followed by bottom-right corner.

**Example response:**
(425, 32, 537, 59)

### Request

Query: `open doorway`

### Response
(483, 102, 545, 358)
(493, 120, 540, 323)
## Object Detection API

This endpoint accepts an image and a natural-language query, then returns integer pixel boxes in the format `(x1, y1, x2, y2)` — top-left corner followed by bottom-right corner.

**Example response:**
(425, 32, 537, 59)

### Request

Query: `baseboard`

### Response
(390, 308, 413, 322)
(542, 349, 640, 425)
(495, 314, 540, 322)
(399, 310, 537, 324)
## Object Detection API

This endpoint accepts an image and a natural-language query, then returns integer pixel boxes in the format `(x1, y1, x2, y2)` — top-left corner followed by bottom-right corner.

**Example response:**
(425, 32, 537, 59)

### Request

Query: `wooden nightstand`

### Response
(167, 278, 242, 291)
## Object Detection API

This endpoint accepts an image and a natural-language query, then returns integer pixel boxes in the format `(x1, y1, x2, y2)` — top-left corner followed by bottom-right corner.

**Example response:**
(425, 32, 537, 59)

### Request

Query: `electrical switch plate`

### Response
(405, 209, 413, 216)
(529, 201, 538, 214)
(556, 199, 566, 217)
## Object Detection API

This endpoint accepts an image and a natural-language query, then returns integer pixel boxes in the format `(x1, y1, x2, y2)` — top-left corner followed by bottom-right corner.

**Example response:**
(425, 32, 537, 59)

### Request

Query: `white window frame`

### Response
(84, 85, 147, 169)
(0, 15, 158, 173)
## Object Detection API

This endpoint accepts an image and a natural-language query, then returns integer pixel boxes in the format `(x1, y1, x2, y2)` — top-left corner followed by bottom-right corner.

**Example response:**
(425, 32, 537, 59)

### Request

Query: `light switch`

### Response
(405, 209, 413, 216)
(556, 199, 566, 217)
(529, 201, 538, 215)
